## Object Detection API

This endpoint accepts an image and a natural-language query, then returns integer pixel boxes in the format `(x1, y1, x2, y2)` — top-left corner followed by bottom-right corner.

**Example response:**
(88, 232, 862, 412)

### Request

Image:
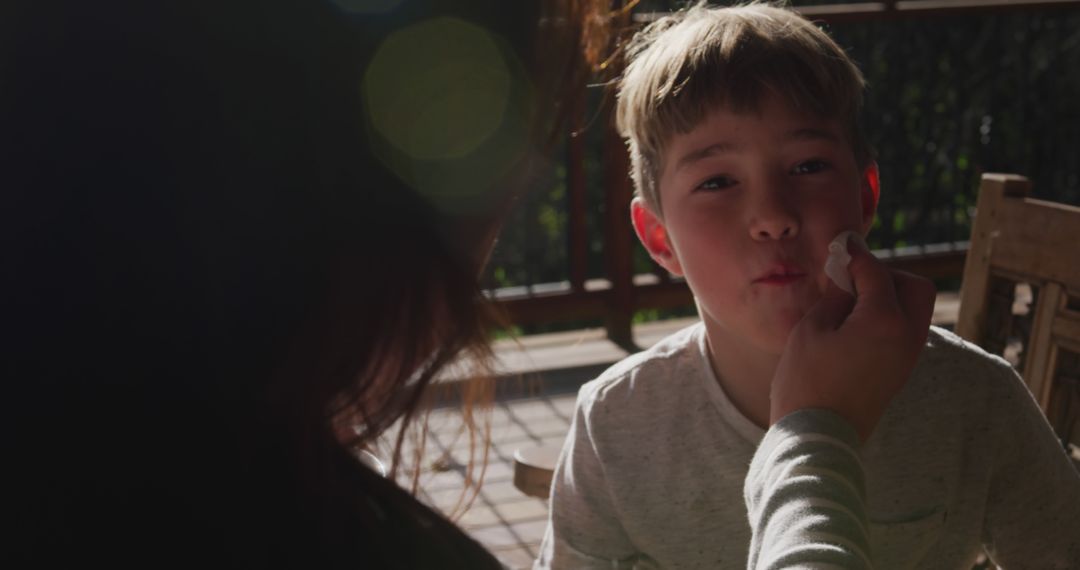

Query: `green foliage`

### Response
(828, 8, 1080, 252)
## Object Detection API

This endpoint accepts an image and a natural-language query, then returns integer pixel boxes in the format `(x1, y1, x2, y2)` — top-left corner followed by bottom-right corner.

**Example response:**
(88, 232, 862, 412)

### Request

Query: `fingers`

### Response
(801, 278, 857, 331)
(845, 237, 897, 309)
(892, 270, 937, 340)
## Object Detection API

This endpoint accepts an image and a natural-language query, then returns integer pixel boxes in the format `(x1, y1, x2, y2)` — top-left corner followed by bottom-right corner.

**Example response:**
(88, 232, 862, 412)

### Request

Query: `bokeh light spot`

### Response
(364, 17, 511, 161)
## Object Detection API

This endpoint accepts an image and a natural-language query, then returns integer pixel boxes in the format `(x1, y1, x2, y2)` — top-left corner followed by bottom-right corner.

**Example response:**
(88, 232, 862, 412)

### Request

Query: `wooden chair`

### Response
(956, 173, 1080, 455)
(513, 445, 560, 499)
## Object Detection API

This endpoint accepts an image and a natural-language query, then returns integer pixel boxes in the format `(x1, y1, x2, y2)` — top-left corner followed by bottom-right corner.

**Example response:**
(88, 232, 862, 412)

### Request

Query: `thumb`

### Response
(845, 235, 897, 309)
(893, 270, 937, 335)
(801, 278, 857, 332)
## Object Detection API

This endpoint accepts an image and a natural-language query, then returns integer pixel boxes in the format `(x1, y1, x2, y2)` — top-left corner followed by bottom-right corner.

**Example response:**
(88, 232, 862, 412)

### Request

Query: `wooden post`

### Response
(602, 114, 637, 352)
(567, 83, 588, 293)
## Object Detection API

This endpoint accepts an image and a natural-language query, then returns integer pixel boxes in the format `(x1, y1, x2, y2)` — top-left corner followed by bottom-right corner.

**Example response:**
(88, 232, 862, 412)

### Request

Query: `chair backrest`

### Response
(956, 173, 1080, 453)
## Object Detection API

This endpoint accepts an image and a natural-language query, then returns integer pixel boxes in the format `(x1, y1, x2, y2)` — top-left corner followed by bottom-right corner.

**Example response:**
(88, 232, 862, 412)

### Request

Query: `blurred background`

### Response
(481, 0, 1080, 344)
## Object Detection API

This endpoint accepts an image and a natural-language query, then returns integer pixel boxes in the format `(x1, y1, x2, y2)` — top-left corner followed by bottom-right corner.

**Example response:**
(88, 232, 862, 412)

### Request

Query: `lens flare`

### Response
(364, 18, 510, 161)
(362, 17, 532, 215)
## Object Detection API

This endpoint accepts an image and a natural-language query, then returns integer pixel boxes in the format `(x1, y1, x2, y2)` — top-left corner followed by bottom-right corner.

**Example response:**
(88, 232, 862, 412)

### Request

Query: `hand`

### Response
(769, 237, 936, 441)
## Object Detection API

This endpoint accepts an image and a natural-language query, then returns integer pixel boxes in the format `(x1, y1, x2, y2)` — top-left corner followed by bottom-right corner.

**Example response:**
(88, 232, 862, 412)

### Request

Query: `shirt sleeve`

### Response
(981, 360, 1080, 567)
(534, 384, 647, 570)
(744, 408, 874, 570)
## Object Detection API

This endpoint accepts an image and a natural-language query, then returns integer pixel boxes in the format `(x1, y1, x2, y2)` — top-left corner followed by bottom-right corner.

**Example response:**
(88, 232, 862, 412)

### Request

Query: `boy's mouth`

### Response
(753, 266, 807, 285)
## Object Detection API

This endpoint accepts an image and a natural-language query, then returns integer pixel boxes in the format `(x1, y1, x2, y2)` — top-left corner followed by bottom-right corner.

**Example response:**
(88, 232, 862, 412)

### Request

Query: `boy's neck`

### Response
(702, 320, 778, 430)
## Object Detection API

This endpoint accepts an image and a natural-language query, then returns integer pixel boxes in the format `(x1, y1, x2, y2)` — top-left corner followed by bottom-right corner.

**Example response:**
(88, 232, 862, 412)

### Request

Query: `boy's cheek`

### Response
(812, 271, 833, 296)
(800, 253, 832, 297)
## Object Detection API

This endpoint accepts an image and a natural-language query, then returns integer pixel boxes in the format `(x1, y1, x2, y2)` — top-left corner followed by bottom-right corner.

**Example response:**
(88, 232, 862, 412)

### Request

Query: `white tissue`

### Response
(824, 231, 860, 295)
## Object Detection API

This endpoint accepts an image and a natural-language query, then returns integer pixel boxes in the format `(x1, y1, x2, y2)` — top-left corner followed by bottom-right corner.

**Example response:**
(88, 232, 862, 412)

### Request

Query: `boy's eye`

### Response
(791, 160, 829, 175)
(695, 175, 737, 191)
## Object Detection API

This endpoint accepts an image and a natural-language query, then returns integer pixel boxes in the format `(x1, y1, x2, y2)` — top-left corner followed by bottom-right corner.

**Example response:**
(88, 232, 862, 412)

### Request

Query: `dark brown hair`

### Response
(4, 0, 576, 565)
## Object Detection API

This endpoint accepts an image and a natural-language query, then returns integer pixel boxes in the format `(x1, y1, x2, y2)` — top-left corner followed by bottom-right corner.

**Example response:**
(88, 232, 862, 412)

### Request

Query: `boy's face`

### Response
(632, 94, 877, 356)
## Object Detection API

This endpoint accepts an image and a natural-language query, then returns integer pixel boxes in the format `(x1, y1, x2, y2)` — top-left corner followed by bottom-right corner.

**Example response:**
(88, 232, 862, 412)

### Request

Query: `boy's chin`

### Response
(703, 306, 809, 355)
(760, 329, 795, 356)
(727, 319, 799, 357)
(758, 316, 804, 354)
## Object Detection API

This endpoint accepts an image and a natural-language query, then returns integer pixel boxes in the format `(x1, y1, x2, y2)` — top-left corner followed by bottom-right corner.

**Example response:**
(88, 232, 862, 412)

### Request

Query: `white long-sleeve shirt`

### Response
(744, 408, 873, 569)
(536, 324, 1080, 569)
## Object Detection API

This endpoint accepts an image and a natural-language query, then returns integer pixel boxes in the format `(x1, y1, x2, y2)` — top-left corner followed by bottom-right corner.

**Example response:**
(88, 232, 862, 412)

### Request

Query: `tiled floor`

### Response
(387, 320, 690, 570)
(402, 392, 578, 569)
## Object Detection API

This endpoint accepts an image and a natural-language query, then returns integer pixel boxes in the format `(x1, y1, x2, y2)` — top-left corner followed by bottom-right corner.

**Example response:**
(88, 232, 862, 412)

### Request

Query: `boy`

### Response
(537, 4, 1080, 568)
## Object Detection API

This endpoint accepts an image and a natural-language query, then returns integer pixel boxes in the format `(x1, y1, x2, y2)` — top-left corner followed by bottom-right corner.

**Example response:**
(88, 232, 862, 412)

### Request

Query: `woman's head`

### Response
(6, 0, 579, 556)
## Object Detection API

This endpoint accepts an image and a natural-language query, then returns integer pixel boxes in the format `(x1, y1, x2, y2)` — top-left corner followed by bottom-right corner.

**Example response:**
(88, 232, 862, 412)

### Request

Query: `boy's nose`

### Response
(749, 192, 800, 241)
(754, 223, 797, 240)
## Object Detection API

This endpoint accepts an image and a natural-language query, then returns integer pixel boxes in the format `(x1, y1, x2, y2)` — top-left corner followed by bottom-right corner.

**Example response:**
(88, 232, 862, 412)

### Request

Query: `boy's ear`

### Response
(631, 198, 683, 276)
(859, 162, 880, 234)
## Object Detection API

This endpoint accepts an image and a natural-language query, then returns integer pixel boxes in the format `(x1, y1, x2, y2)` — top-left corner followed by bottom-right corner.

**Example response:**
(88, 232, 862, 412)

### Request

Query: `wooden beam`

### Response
(566, 83, 588, 293)
(633, 0, 1080, 24)
(602, 107, 636, 350)
(986, 197, 1080, 288)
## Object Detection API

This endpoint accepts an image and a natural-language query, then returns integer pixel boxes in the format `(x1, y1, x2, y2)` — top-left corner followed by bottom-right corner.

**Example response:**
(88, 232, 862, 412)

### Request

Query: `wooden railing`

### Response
(635, 0, 1080, 24)
(488, 0, 1080, 350)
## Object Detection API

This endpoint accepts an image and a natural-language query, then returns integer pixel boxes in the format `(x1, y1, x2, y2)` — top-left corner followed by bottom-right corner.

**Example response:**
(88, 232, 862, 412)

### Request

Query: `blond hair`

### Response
(616, 2, 870, 213)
